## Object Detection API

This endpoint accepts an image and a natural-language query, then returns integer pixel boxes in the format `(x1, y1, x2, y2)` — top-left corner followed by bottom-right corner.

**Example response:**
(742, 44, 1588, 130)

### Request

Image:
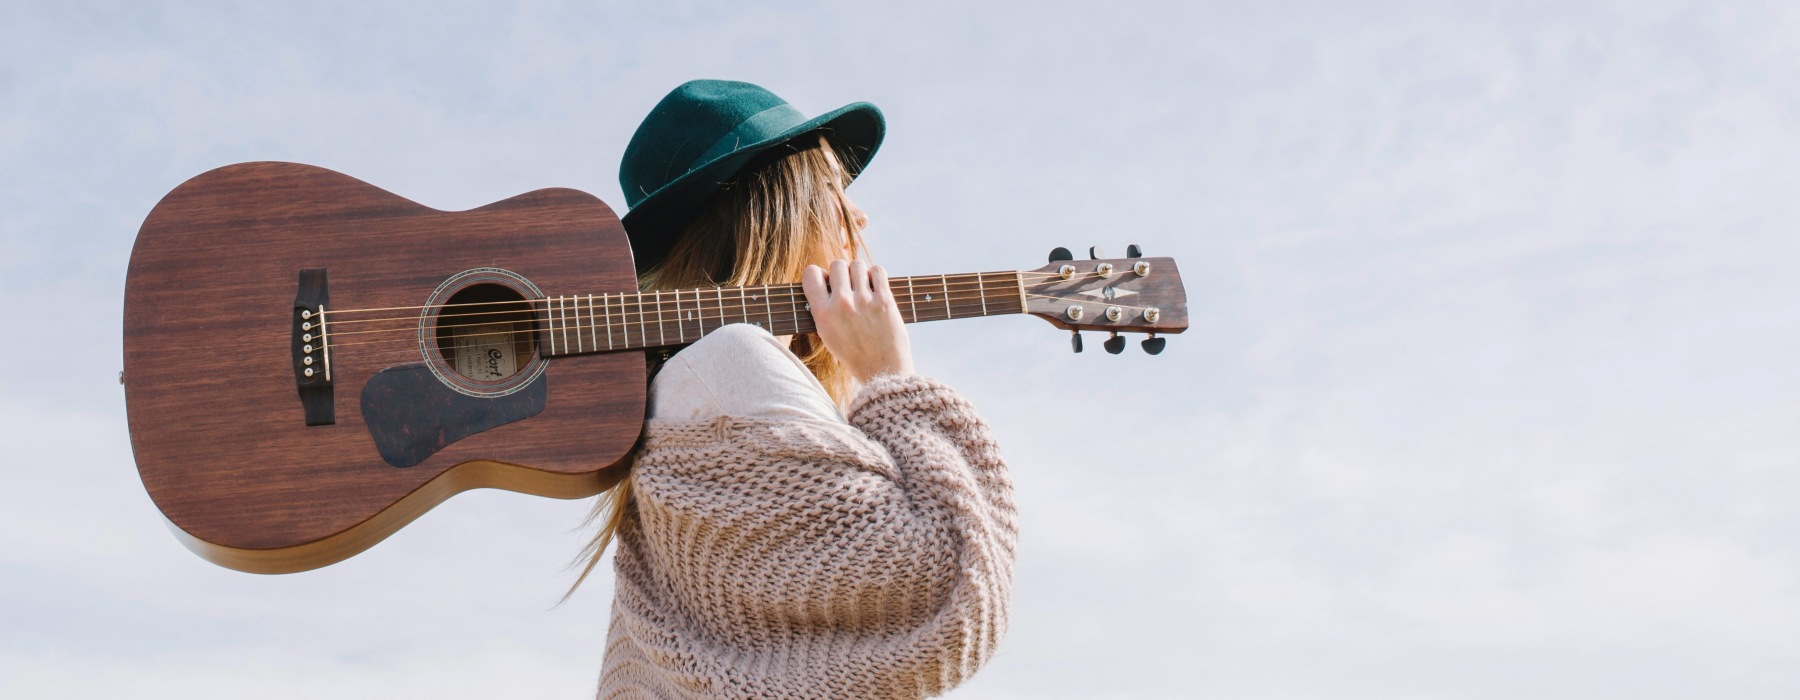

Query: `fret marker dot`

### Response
(925, 294, 933, 301)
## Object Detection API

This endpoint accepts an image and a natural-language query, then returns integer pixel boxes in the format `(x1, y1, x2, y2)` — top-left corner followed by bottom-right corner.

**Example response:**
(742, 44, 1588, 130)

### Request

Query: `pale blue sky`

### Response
(4, 1, 1799, 698)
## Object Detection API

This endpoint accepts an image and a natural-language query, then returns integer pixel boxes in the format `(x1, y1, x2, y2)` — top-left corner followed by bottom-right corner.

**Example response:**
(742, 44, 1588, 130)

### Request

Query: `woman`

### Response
(573, 80, 1017, 699)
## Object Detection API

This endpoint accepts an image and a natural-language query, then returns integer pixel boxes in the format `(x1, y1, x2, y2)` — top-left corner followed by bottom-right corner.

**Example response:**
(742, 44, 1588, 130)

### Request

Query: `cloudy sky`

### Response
(4, 1, 1799, 697)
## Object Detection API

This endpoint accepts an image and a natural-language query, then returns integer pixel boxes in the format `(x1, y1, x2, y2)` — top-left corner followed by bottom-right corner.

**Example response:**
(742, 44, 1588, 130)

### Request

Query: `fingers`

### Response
(847, 260, 870, 296)
(801, 264, 827, 306)
(828, 259, 850, 297)
(815, 259, 883, 306)
(869, 264, 892, 302)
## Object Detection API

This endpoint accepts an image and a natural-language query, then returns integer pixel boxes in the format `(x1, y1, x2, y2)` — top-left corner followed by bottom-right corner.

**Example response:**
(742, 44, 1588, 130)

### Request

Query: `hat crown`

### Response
(620, 80, 802, 209)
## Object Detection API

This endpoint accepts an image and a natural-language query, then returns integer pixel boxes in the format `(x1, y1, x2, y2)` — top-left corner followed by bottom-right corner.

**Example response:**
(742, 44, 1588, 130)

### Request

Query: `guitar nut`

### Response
(1058, 264, 1076, 280)
(1096, 262, 1115, 278)
(1144, 307, 1161, 322)
(1106, 306, 1122, 321)
(1133, 261, 1150, 276)
(1066, 304, 1085, 321)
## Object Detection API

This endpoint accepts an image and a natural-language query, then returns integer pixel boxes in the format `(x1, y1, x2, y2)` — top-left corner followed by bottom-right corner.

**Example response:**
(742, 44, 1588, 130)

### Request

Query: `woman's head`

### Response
(616, 80, 883, 272)
(640, 134, 866, 291)
(638, 133, 869, 403)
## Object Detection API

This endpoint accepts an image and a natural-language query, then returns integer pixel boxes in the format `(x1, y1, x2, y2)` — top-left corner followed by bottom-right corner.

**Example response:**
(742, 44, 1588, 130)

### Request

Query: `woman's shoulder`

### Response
(648, 323, 844, 425)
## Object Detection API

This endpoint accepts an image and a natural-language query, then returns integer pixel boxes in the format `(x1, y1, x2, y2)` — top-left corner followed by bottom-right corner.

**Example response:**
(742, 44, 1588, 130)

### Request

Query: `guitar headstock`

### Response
(1022, 245, 1188, 354)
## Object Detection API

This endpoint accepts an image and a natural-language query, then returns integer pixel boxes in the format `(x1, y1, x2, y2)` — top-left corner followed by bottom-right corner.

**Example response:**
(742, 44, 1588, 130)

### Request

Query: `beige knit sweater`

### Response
(597, 373, 1017, 698)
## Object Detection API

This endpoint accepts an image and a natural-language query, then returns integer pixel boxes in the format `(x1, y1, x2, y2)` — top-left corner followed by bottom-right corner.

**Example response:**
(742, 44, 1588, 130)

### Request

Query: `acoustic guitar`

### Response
(122, 161, 1189, 574)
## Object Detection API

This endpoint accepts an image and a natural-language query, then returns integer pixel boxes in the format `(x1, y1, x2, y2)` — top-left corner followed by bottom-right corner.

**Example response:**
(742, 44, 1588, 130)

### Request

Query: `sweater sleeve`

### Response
(601, 374, 1017, 699)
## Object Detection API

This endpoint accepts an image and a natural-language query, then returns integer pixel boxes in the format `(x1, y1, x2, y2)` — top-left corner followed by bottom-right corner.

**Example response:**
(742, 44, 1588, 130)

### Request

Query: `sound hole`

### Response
(434, 283, 537, 382)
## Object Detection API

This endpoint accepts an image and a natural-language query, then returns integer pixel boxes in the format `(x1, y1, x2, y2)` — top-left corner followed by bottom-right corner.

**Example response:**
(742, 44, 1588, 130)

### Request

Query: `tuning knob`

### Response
(1089, 246, 1105, 260)
(1103, 331, 1126, 354)
(1049, 247, 1074, 263)
(1070, 330, 1084, 353)
(1141, 334, 1166, 355)
(1126, 244, 1143, 258)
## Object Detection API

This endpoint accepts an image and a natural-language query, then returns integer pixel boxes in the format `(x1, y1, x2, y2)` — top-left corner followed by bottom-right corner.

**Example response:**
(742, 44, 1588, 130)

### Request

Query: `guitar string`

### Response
(323, 291, 1165, 366)
(307, 268, 1135, 342)
(315, 283, 1024, 340)
(317, 275, 1024, 329)
(311, 268, 1110, 319)
(320, 291, 1024, 353)
(318, 285, 1160, 347)
(330, 297, 1017, 365)
(293, 268, 1161, 364)
(315, 268, 1072, 318)
(310, 279, 1163, 353)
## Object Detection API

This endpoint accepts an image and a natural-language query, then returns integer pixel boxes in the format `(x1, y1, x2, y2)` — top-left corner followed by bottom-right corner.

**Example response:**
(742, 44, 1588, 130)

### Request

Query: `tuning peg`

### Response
(1089, 246, 1105, 260)
(1103, 331, 1126, 354)
(1049, 247, 1073, 263)
(1126, 244, 1143, 258)
(1141, 333, 1166, 355)
(1070, 330, 1084, 353)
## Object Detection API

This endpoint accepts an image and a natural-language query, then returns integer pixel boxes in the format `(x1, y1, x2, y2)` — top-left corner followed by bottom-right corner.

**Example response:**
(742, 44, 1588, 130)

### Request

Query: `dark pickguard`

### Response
(359, 364, 547, 468)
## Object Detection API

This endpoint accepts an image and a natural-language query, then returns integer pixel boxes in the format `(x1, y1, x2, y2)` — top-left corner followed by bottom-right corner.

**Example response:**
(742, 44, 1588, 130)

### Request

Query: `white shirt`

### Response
(646, 323, 846, 426)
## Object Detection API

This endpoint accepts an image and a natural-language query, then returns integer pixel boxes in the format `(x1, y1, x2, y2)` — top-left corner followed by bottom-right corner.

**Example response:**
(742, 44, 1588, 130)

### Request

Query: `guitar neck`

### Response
(539, 270, 1025, 356)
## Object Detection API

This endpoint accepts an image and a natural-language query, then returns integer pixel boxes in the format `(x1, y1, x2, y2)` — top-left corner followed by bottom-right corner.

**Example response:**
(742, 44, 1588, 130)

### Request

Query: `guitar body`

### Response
(123, 162, 645, 574)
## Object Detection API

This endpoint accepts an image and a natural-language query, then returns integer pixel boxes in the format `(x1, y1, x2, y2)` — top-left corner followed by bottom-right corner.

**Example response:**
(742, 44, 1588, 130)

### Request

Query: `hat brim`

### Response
(621, 101, 885, 274)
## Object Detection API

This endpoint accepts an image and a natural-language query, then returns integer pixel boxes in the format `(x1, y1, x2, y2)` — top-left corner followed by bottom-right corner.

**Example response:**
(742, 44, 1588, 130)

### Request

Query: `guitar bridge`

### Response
(293, 268, 334, 425)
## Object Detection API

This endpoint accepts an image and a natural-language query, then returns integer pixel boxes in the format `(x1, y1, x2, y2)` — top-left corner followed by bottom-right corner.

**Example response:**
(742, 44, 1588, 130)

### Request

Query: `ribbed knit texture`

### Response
(597, 374, 1017, 699)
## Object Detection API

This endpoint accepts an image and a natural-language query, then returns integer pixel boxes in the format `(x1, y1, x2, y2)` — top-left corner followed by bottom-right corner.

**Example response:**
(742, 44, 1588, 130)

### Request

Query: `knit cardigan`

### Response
(597, 374, 1017, 699)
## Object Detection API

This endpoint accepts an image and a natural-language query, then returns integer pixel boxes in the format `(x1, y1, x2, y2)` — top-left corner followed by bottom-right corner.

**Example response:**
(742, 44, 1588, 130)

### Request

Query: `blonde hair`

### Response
(566, 135, 866, 596)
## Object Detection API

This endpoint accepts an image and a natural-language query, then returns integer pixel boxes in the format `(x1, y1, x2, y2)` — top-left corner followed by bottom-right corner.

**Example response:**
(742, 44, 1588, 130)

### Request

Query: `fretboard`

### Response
(537, 271, 1025, 356)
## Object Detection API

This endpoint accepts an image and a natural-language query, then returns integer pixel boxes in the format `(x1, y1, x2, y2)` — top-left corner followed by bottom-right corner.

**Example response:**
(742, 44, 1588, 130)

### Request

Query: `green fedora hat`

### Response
(619, 79, 885, 273)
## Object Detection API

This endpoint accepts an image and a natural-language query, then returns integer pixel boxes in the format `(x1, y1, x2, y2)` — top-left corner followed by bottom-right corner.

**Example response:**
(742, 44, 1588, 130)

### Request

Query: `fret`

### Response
(567, 295, 578, 350)
(740, 285, 749, 329)
(655, 289, 669, 345)
(673, 291, 684, 343)
(709, 284, 723, 329)
(940, 274, 952, 319)
(788, 285, 801, 335)
(556, 296, 568, 353)
(575, 295, 586, 353)
(585, 294, 596, 351)
(602, 293, 613, 350)
(694, 289, 706, 338)
(624, 293, 635, 350)
(567, 295, 578, 353)
(977, 274, 987, 316)
(547, 297, 558, 355)
(761, 284, 773, 332)
(905, 277, 917, 323)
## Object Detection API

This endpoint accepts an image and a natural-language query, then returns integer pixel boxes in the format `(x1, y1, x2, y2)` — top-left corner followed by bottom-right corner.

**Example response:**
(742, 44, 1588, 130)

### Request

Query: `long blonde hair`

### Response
(566, 135, 867, 596)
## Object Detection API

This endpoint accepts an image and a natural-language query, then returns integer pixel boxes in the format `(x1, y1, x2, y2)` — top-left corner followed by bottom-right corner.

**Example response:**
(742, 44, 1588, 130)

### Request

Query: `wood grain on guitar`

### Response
(122, 162, 1189, 574)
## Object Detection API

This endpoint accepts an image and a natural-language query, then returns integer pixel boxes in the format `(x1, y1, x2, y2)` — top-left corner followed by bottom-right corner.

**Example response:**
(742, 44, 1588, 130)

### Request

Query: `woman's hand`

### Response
(801, 259, 915, 382)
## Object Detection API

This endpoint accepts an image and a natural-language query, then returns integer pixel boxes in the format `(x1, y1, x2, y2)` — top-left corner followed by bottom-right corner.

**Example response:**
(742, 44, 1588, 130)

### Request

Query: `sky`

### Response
(4, 1, 1799, 698)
